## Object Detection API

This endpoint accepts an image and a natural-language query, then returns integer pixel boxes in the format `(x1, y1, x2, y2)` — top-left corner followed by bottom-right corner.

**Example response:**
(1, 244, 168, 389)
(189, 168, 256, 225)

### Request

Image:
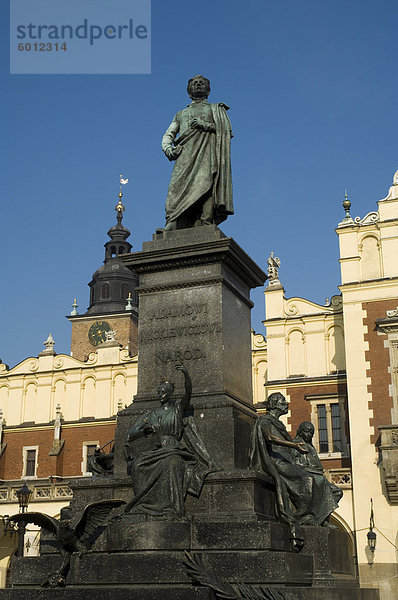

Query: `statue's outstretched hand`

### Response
(175, 364, 188, 375)
(295, 443, 309, 454)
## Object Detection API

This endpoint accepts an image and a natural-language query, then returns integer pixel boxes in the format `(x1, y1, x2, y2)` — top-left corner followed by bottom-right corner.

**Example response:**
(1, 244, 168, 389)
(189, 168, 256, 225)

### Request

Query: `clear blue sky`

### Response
(1, 0, 397, 368)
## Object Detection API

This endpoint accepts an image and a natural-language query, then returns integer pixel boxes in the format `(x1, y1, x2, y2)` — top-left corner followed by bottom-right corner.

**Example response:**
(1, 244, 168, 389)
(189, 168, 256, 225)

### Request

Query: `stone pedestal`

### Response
(9, 521, 375, 600)
(114, 226, 266, 474)
(123, 226, 265, 403)
(12, 518, 355, 587)
(67, 470, 277, 522)
(0, 586, 379, 600)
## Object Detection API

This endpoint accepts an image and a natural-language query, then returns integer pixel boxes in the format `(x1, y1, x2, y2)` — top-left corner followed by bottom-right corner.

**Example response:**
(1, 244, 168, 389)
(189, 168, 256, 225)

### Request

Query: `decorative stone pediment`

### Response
(0, 348, 135, 376)
(284, 294, 342, 317)
(353, 212, 379, 226)
(251, 332, 266, 351)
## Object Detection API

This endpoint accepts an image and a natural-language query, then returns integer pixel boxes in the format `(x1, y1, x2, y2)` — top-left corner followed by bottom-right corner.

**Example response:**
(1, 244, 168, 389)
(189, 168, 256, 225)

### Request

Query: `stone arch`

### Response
(101, 282, 111, 300)
(359, 234, 382, 280)
(329, 513, 356, 565)
(52, 378, 67, 420)
(253, 359, 267, 405)
(287, 328, 306, 376)
(113, 373, 127, 414)
(82, 376, 96, 418)
(0, 386, 9, 421)
(326, 325, 346, 372)
(120, 283, 129, 300)
(23, 382, 38, 423)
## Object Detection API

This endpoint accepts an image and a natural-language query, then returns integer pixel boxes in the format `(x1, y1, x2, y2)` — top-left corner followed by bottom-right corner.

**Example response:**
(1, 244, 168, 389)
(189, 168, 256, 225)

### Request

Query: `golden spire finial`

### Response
(115, 174, 127, 219)
(119, 174, 123, 197)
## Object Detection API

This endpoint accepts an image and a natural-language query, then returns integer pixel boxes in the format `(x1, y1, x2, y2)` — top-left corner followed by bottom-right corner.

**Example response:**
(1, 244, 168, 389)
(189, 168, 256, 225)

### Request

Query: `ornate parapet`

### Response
(325, 468, 352, 489)
(0, 479, 73, 504)
(378, 425, 398, 503)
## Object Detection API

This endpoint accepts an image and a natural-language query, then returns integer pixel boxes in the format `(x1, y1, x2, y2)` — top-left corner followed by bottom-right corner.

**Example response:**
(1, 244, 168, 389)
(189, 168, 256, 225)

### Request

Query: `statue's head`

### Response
(157, 379, 175, 404)
(296, 421, 314, 443)
(264, 392, 288, 414)
(187, 75, 210, 100)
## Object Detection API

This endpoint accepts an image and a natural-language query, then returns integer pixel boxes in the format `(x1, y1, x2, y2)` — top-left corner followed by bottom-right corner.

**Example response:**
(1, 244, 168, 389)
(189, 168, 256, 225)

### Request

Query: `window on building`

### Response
(22, 446, 38, 478)
(317, 404, 329, 453)
(26, 450, 36, 476)
(82, 442, 99, 476)
(121, 283, 128, 300)
(101, 282, 110, 300)
(331, 403, 343, 452)
(307, 396, 347, 457)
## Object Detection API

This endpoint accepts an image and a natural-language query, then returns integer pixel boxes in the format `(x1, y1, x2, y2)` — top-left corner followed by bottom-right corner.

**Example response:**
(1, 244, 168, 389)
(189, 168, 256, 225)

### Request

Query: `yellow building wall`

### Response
(336, 172, 398, 600)
(0, 346, 137, 427)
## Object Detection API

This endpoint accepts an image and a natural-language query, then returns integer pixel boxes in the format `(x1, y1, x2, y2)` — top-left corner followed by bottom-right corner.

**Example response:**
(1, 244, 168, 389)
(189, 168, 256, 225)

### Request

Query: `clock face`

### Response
(88, 321, 111, 346)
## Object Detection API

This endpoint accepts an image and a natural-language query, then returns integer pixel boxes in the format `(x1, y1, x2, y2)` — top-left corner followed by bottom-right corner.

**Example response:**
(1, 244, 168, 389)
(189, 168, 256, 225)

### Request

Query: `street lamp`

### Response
(15, 483, 32, 556)
(367, 498, 377, 558)
(16, 483, 32, 513)
(367, 529, 377, 553)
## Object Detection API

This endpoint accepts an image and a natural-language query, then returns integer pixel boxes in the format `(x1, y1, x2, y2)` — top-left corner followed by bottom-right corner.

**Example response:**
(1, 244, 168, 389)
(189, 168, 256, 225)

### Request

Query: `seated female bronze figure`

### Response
(124, 365, 214, 520)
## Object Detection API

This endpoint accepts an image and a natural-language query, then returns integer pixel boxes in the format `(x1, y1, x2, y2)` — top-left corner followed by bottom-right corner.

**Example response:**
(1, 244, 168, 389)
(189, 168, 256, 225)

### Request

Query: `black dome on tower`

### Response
(85, 191, 138, 316)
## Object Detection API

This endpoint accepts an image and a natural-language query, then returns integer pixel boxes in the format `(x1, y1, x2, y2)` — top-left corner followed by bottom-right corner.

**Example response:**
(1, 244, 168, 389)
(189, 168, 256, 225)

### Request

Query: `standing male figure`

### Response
(161, 75, 233, 230)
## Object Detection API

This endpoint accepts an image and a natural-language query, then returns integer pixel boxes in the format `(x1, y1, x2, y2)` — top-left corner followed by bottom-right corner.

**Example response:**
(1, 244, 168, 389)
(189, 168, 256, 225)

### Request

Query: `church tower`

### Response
(67, 186, 138, 361)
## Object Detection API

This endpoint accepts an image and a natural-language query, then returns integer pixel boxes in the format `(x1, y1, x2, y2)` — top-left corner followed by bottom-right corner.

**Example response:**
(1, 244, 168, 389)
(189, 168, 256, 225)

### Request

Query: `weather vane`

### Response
(115, 173, 128, 216)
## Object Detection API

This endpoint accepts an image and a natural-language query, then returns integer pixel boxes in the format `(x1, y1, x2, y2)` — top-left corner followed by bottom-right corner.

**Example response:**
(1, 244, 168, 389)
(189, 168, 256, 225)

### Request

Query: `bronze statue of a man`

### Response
(161, 76, 233, 230)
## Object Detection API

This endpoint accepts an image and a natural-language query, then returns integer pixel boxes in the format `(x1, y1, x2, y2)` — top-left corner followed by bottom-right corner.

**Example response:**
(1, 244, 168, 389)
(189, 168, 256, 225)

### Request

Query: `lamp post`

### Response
(16, 483, 32, 557)
(16, 483, 32, 513)
(367, 498, 377, 562)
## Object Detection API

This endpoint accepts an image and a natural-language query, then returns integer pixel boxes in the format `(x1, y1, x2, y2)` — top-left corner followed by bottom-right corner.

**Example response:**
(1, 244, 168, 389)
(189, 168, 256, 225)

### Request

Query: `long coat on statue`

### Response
(124, 401, 215, 519)
(162, 101, 233, 226)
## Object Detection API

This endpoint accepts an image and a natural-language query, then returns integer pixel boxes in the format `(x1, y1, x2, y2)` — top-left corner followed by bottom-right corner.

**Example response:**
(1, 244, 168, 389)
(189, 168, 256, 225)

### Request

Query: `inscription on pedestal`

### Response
(141, 301, 222, 364)
(155, 348, 205, 365)
(148, 302, 208, 321)
(139, 295, 223, 386)
(125, 229, 266, 403)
